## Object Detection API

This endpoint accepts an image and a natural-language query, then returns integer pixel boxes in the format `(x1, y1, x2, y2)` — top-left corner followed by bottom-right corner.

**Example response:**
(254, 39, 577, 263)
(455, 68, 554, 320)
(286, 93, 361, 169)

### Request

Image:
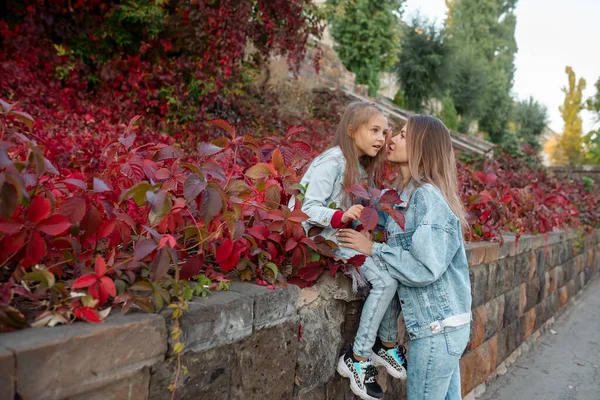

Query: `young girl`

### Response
(338, 115, 472, 400)
(295, 101, 407, 400)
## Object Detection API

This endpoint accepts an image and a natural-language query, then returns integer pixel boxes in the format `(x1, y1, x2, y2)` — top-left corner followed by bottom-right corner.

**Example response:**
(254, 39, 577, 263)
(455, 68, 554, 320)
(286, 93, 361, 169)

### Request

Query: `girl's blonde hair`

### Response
(395, 114, 468, 230)
(330, 101, 387, 207)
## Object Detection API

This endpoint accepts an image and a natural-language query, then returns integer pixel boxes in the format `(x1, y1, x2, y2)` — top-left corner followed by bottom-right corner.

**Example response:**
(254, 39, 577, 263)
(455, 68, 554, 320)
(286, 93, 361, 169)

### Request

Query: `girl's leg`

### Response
(352, 257, 398, 358)
(407, 324, 470, 400)
(377, 294, 400, 344)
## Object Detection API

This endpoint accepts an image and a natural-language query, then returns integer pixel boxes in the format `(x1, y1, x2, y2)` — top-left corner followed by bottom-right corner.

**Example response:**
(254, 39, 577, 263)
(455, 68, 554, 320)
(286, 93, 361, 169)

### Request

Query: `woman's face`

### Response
(352, 113, 388, 157)
(386, 125, 408, 164)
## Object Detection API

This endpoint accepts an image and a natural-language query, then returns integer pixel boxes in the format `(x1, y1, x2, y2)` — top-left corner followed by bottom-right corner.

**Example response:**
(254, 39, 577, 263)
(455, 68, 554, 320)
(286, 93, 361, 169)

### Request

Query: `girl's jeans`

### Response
(407, 323, 470, 400)
(351, 255, 400, 357)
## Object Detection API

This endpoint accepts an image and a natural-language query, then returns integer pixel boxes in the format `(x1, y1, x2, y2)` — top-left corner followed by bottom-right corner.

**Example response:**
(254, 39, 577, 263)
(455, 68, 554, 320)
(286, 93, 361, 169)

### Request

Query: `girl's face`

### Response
(352, 113, 387, 157)
(386, 125, 408, 164)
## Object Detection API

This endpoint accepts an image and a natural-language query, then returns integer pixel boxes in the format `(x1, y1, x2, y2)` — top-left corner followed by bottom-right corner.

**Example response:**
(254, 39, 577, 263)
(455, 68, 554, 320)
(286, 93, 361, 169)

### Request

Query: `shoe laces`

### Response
(364, 363, 379, 383)
(394, 343, 407, 365)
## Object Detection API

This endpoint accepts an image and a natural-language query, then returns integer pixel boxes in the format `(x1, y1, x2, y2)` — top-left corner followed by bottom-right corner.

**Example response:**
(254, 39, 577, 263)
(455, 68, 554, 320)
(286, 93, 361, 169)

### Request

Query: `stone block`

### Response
(503, 286, 520, 327)
(382, 371, 408, 399)
(484, 295, 505, 342)
(527, 250, 537, 280)
(0, 345, 14, 400)
(499, 236, 517, 259)
(475, 336, 497, 387)
(557, 242, 571, 264)
(548, 268, 558, 296)
(555, 265, 565, 289)
(230, 322, 298, 400)
(547, 292, 559, 318)
(177, 291, 253, 352)
(534, 297, 548, 329)
(535, 247, 548, 274)
(1, 313, 166, 400)
(311, 273, 364, 303)
(149, 341, 235, 400)
(523, 308, 536, 340)
(468, 305, 486, 351)
(229, 282, 299, 330)
(562, 259, 576, 283)
(559, 286, 568, 308)
(496, 257, 515, 296)
(519, 283, 527, 317)
(460, 350, 478, 396)
(484, 243, 500, 263)
(517, 235, 533, 254)
(525, 276, 541, 312)
(515, 252, 531, 285)
(496, 325, 514, 368)
(295, 298, 346, 396)
(469, 242, 488, 266)
(73, 368, 150, 400)
(469, 264, 488, 309)
(566, 279, 577, 298)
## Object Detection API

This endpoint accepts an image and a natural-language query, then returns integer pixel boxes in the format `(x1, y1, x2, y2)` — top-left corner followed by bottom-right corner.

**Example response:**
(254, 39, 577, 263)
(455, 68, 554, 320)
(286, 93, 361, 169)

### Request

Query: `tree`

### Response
(558, 66, 586, 165)
(584, 77, 600, 163)
(444, 0, 518, 141)
(393, 16, 447, 112)
(509, 96, 549, 151)
(439, 94, 458, 131)
(328, 0, 404, 96)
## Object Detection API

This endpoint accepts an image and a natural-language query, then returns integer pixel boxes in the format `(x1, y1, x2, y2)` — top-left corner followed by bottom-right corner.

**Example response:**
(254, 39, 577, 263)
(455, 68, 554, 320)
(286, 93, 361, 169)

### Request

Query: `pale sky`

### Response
(402, 0, 600, 133)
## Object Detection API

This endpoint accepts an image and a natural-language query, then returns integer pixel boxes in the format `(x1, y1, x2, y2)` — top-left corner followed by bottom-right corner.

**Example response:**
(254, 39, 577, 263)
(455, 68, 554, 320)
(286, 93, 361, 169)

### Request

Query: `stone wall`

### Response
(0, 230, 598, 399)
(548, 165, 600, 186)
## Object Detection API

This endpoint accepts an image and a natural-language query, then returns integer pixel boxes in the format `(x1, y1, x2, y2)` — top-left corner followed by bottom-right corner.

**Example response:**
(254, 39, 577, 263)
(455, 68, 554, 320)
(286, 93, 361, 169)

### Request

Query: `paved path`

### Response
(480, 277, 600, 400)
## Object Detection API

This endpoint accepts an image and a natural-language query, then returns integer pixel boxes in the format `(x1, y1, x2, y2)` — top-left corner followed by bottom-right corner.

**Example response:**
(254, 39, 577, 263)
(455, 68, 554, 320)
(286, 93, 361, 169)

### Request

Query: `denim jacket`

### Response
(293, 146, 367, 242)
(372, 181, 472, 340)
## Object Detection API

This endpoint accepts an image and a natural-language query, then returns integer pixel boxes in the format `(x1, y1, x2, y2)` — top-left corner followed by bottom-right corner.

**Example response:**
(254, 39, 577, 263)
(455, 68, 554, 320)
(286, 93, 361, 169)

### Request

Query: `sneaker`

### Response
(371, 338, 407, 379)
(336, 351, 384, 400)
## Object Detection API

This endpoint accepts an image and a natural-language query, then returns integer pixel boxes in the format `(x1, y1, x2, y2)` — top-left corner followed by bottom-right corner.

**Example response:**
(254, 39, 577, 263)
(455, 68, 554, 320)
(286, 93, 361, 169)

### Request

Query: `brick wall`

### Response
(0, 230, 598, 399)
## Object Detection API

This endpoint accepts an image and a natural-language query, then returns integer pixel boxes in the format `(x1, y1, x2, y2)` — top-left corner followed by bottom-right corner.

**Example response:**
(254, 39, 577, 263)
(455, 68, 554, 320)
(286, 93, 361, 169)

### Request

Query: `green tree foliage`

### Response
(393, 16, 447, 112)
(559, 66, 586, 165)
(444, 0, 518, 142)
(328, 0, 404, 96)
(508, 96, 549, 151)
(584, 77, 600, 164)
(439, 94, 458, 131)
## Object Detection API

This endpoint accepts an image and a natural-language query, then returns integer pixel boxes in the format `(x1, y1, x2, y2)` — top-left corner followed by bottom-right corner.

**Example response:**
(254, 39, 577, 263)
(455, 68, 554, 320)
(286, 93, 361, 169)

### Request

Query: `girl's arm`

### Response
(301, 158, 342, 227)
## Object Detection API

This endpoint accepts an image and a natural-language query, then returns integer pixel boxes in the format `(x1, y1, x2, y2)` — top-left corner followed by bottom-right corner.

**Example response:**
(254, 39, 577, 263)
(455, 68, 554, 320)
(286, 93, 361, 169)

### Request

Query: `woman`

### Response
(338, 114, 472, 400)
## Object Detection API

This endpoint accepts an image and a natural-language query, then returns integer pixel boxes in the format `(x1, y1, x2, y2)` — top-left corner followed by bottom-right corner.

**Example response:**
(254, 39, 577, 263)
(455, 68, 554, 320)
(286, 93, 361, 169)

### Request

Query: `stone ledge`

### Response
(0, 313, 167, 400)
(228, 282, 300, 330)
(0, 345, 14, 400)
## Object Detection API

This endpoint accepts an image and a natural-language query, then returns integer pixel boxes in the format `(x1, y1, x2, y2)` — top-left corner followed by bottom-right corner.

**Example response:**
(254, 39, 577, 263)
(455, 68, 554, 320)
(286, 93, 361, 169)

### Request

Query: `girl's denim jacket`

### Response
(294, 146, 366, 242)
(373, 181, 472, 340)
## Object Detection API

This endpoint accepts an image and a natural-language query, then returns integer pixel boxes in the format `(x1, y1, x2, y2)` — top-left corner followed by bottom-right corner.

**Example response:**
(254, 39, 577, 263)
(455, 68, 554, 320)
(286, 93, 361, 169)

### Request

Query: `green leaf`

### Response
(121, 181, 153, 205)
(265, 262, 278, 279)
(246, 163, 273, 180)
(23, 270, 55, 289)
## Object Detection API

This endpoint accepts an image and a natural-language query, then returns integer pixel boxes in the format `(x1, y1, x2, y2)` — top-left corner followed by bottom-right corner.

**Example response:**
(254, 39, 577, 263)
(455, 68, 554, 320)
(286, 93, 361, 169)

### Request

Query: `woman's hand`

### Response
(337, 229, 374, 256)
(341, 205, 364, 224)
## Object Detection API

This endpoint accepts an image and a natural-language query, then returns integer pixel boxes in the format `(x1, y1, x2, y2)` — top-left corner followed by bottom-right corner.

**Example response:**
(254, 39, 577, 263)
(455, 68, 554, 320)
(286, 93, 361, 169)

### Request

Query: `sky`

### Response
(402, 0, 600, 133)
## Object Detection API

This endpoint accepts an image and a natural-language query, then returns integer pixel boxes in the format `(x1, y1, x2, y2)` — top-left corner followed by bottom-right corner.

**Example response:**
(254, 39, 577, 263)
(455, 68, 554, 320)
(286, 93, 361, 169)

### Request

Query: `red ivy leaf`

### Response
(98, 219, 117, 239)
(360, 207, 378, 231)
(99, 276, 117, 298)
(134, 238, 158, 261)
(72, 274, 97, 289)
(216, 239, 234, 263)
(94, 256, 106, 277)
(197, 142, 223, 157)
(207, 118, 236, 138)
(378, 190, 403, 205)
(0, 218, 23, 234)
(298, 262, 325, 282)
(285, 125, 306, 140)
(73, 307, 102, 323)
(37, 214, 71, 236)
(24, 231, 44, 266)
(345, 254, 367, 267)
(347, 184, 370, 200)
(58, 196, 87, 224)
(28, 196, 51, 224)
(180, 255, 204, 280)
(93, 178, 111, 193)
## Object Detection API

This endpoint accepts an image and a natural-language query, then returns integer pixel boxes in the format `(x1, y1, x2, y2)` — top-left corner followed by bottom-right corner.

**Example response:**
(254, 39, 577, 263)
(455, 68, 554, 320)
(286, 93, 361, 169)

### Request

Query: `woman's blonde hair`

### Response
(330, 101, 387, 207)
(396, 114, 468, 230)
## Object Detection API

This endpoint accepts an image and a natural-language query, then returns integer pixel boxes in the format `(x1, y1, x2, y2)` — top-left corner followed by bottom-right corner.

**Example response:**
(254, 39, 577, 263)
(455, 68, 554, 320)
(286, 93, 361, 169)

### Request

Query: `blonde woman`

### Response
(338, 115, 472, 400)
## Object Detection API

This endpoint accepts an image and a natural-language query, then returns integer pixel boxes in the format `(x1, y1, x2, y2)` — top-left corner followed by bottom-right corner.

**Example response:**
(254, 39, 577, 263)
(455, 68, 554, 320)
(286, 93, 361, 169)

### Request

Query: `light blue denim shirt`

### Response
(294, 146, 367, 242)
(373, 181, 472, 340)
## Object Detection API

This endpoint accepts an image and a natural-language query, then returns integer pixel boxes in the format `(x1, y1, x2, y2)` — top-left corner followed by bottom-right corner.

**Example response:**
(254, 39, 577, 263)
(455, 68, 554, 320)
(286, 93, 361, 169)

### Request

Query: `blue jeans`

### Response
(352, 256, 400, 357)
(407, 323, 470, 400)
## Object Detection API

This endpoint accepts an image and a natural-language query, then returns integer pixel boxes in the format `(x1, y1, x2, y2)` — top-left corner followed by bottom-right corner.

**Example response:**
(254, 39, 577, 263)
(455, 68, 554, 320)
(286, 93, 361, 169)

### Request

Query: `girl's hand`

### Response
(342, 205, 364, 224)
(337, 229, 374, 256)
